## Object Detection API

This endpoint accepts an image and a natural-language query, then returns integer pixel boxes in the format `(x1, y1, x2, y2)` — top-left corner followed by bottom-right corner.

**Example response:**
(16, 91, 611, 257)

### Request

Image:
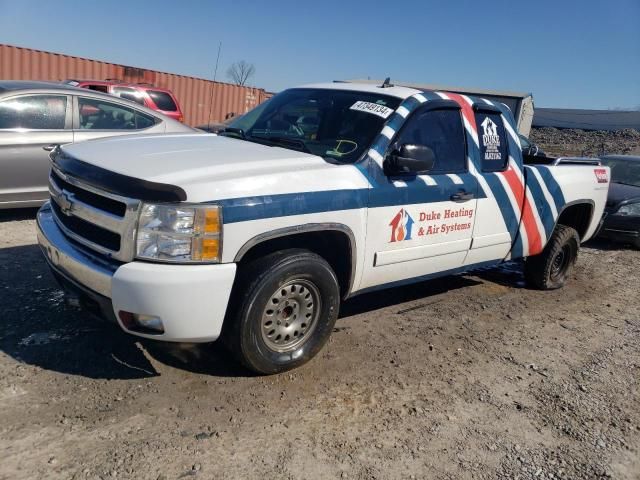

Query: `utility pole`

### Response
(207, 41, 222, 127)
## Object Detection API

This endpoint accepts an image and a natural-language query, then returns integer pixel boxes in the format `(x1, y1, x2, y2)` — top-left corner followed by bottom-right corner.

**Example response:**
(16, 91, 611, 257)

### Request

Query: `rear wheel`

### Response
(224, 249, 340, 374)
(524, 225, 580, 290)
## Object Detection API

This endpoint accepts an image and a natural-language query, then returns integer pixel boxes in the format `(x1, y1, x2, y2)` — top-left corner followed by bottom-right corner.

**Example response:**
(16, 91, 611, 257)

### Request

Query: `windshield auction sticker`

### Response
(350, 101, 394, 119)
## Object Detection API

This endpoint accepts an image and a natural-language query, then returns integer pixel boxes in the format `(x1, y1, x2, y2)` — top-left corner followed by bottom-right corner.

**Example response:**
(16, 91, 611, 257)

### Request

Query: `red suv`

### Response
(65, 79, 184, 122)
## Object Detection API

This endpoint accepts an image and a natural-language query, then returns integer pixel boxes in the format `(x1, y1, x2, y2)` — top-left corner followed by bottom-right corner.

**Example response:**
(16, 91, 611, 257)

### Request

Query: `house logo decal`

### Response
(389, 208, 414, 242)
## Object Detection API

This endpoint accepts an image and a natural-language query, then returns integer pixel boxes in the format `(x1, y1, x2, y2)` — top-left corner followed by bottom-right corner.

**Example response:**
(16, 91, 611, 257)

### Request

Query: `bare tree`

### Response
(226, 60, 256, 86)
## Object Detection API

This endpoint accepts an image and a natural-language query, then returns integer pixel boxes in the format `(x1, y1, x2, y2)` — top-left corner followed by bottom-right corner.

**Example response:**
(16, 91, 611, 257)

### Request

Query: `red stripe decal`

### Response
(501, 166, 542, 255)
(444, 92, 477, 134)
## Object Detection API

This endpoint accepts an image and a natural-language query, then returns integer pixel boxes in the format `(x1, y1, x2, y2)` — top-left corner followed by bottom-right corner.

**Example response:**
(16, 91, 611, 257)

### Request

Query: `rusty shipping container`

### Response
(0, 44, 272, 126)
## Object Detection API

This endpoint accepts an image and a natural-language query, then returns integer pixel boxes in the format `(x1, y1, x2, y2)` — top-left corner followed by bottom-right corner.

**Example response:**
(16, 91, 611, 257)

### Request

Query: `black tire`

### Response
(524, 225, 580, 290)
(223, 249, 340, 374)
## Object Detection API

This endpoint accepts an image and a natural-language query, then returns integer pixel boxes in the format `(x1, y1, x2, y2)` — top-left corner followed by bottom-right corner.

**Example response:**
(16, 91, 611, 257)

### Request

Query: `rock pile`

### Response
(530, 127, 640, 157)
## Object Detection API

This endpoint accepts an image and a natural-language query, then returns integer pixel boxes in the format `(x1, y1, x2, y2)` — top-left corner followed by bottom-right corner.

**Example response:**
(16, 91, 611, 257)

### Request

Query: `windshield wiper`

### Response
(218, 127, 246, 138)
(251, 136, 311, 154)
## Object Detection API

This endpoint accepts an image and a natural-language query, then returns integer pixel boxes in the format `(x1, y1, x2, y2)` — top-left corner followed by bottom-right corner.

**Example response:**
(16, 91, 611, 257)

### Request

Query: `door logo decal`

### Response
(480, 117, 502, 161)
(389, 208, 415, 242)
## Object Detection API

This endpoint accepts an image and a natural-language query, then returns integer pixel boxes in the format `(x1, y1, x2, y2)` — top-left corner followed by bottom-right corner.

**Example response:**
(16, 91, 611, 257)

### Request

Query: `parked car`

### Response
(0, 81, 196, 209)
(597, 155, 640, 248)
(36, 82, 608, 374)
(65, 79, 184, 123)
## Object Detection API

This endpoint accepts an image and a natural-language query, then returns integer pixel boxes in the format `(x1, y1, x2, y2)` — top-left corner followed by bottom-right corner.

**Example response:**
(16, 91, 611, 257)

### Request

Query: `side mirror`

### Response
(384, 144, 435, 175)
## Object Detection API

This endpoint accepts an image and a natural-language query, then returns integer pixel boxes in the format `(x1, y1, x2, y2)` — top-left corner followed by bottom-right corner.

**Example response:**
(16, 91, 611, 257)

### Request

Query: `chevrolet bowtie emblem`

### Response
(58, 191, 74, 215)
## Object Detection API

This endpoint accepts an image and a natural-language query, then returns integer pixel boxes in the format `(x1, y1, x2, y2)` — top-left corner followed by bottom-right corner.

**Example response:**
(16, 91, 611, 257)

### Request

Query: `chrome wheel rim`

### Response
(260, 279, 321, 353)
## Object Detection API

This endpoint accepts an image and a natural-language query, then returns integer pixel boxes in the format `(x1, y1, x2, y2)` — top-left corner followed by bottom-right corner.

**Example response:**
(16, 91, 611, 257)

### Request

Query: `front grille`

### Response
(49, 166, 141, 261)
(51, 169, 126, 217)
(51, 200, 121, 251)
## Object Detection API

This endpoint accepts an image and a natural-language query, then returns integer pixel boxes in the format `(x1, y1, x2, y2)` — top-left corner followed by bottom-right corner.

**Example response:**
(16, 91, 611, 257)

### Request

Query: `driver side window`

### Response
(394, 108, 466, 174)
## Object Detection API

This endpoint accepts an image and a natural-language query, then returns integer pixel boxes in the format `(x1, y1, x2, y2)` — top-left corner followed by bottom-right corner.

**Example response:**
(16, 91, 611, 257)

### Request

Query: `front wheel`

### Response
(223, 249, 340, 374)
(524, 225, 580, 290)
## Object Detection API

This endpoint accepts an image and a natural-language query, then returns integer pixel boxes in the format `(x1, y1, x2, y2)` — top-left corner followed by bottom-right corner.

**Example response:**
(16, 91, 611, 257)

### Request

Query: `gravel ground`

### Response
(0, 209, 638, 480)
(530, 128, 640, 158)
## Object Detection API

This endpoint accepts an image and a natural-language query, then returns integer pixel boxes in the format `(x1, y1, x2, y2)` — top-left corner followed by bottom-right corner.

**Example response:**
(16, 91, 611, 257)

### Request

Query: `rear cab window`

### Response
(147, 90, 178, 111)
(474, 110, 509, 172)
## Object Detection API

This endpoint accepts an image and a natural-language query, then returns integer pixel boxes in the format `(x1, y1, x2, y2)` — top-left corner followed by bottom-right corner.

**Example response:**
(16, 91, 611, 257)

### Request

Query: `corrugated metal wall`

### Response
(0, 44, 272, 126)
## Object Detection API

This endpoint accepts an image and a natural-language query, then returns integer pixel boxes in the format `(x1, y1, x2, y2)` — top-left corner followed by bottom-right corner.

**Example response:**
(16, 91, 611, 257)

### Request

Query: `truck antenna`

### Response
(380, 77, 393, 88)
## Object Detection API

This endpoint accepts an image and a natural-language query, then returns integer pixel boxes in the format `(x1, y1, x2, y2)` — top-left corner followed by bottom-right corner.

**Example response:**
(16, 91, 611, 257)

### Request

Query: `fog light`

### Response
(118, 311, 165, 334)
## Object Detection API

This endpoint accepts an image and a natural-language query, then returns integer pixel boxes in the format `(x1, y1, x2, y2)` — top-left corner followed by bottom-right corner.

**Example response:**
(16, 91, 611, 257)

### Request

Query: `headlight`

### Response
(617, 202, 640, 216)
(136, 203, 221, 262)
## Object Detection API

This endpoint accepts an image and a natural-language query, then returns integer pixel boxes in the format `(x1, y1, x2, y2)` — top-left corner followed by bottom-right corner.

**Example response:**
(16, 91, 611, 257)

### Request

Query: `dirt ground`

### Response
(0, 209, 638, 480)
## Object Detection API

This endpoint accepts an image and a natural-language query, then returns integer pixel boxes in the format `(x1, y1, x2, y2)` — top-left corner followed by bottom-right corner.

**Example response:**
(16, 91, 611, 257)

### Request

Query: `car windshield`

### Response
(599, 157, 640, 187)
(223, 88, 401, 162)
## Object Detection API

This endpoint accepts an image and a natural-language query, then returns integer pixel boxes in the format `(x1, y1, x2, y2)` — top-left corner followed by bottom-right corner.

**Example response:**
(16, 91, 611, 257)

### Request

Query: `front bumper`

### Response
(598, 213, 640, 245)
(37, 203, 237, 342)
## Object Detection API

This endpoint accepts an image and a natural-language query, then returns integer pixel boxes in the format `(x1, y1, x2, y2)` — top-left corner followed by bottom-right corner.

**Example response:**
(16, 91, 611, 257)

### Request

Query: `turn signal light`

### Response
(191, 237, 220, 261)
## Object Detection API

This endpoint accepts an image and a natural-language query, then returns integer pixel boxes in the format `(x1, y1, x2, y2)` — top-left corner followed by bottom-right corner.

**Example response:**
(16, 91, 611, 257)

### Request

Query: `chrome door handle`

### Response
(450, 191, 474, 202)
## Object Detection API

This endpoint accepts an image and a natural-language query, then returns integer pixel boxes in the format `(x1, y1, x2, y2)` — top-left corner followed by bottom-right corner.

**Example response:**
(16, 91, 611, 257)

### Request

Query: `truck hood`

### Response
(60, 133, 360, 202)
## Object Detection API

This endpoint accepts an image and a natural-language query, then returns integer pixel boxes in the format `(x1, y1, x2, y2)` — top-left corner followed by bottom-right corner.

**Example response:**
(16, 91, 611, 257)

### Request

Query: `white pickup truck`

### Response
(37, 82, 609, 374)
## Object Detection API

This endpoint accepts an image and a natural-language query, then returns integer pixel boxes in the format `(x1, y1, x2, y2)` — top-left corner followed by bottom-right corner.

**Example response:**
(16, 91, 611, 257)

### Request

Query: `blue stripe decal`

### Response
(386, 113, 405, 133)
(219, 189, 368, 223)
(355, 259, 503, 295)
(529, 165, 566, 213)
(401, 96, 423, 113)
(523, 167, 555, 238)
(218, 171, 485, 223)
(421, 91, 442, 102)
(370, 136, 387, 158)
(484, 173, 524, 258)
(369, 172, 485, 208)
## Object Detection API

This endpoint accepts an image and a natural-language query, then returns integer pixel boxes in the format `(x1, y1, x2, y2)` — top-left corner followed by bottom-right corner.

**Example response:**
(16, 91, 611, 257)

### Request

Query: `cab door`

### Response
(359, 101, 478, 291)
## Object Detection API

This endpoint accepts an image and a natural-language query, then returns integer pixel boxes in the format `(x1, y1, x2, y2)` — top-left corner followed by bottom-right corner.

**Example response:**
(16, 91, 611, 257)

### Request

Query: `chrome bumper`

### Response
(36, 202, 118, 298)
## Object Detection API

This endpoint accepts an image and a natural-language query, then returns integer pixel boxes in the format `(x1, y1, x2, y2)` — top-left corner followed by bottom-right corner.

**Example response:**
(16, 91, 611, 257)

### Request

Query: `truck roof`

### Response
(343, 79, 532, 100)
(297, 82, 422, 100)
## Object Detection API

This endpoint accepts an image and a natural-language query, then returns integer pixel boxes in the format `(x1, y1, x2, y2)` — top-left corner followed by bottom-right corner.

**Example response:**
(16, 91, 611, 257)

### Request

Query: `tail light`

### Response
(178, 115, 184, 123)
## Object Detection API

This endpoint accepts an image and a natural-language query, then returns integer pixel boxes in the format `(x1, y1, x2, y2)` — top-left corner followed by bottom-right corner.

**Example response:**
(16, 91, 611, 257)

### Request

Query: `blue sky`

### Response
(1, 0, 638, 109)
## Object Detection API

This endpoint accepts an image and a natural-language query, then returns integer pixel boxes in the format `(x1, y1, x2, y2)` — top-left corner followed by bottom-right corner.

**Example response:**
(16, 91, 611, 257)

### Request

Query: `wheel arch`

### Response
(553, 199, 595, 242)
(233, 223, 358, 298)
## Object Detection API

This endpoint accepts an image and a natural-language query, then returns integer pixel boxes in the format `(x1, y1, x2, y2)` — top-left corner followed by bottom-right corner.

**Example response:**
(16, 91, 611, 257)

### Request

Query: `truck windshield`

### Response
(223, 88, 401, 162)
